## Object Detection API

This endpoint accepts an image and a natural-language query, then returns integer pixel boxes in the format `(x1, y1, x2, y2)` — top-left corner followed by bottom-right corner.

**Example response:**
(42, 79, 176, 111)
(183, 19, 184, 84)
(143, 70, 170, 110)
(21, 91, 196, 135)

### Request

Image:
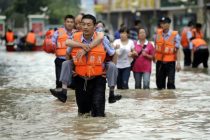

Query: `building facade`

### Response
(94, 0, 209, 39)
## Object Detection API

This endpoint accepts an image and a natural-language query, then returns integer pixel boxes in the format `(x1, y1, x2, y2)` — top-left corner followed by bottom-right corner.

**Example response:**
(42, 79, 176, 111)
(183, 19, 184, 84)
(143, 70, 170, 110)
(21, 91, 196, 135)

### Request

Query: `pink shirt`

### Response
(132, 40, 155, 73)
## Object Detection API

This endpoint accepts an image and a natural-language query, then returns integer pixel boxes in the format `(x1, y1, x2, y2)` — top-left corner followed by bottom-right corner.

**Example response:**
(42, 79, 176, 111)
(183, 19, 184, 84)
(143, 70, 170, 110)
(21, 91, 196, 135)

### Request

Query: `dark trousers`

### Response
(54, 58, 66, 88)
(156, 61, 176, 90)
(192, 49, 209, 68)
(117, 67, 131, 89)
(26, 43, 35, 51)
(183, 48, 191, 66)
(74, 76, 106, 117)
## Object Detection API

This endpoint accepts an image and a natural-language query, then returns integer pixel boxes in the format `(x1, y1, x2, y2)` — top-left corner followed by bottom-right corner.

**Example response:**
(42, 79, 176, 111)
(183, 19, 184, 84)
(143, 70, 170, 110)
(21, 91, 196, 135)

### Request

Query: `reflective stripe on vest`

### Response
(71, 32, 106, 77)
(155, 30, 177, 62)
(55, 28, 68, 57)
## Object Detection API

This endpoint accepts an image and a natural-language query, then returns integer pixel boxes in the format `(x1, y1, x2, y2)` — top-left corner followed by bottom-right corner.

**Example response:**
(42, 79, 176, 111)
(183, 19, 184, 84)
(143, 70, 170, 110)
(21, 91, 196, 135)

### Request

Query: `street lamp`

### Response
(131, 0, 140, 20)
(40, 6, 48, 16)
(40, 6, 49, 22)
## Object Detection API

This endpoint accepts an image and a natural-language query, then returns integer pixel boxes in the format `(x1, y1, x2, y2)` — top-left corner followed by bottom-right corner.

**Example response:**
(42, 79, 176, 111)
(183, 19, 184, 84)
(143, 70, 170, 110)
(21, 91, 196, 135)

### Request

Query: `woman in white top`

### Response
(113, 27, 135, 89)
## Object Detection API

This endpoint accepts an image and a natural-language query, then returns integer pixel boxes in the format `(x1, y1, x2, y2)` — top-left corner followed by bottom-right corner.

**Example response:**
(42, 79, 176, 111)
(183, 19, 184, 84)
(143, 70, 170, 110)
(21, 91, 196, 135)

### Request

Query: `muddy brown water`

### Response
(0, 46, 210, 140)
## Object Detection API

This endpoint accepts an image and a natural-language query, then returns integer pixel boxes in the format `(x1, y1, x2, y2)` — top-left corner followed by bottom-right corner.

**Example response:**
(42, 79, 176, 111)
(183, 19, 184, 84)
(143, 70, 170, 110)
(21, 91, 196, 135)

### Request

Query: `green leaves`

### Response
(1, 0, 81, 25)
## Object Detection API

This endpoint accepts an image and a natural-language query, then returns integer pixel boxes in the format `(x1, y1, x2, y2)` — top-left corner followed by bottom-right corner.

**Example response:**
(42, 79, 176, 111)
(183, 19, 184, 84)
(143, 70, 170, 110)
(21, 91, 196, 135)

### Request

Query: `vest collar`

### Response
(81, 34, 94, 43)
(62, 26, 74, 36)
(162, 30, 172, 37)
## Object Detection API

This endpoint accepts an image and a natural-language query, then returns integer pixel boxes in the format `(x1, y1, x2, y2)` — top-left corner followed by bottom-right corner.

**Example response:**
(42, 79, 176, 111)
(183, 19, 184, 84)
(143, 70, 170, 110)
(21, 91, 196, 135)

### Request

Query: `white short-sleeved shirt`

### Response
(113, 39, 135, 68)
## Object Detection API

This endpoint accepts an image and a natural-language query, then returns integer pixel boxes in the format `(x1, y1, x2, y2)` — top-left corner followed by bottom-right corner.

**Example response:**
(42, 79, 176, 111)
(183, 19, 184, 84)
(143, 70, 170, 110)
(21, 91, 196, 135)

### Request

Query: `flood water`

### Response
(0, 46, 210, 140)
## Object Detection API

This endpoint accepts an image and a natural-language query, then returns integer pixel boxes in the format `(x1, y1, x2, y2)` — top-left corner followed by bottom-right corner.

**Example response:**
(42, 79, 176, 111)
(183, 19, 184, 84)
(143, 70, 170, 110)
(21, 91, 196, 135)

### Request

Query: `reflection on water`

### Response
(0, 47, 210, 139)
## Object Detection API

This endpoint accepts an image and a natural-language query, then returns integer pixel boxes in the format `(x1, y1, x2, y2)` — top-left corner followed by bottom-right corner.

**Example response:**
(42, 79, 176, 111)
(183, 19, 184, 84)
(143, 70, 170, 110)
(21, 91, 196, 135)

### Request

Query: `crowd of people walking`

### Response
(41, 13, 209, 117)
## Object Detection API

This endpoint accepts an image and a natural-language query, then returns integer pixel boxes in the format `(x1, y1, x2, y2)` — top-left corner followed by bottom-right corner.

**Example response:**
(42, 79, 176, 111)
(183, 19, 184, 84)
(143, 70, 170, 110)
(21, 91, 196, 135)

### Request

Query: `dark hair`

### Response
(188, 21, 194, 27)
(82, 14, 96, 25)
(96, 21, 105, 28)
(159, 17, 171, 24)
(119, 27, 129, 34)
(190, 37, 195, 41)
(196, 23, 202, 28)
(138, 26, 148, 36)
(120, 23, 125, 28)
(64, 15, 75, 21)
(134, 19, 141, 26)
(54, 27, 58, 31)
(79, 13, 85, 16)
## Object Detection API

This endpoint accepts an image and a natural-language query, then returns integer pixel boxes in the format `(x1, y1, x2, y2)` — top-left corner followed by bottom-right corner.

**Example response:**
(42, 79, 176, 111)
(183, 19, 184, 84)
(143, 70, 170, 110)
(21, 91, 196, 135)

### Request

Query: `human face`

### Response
(120, 32, 128, 41)
(96, 22, 105, 32)
(75, 15, 83, 31)
(81, 18, 95, 37)
(160, 22, 170, 31)
(96, 23, 104, 29)
(64, 18, 75, 31)
(138, 29, 146, 40)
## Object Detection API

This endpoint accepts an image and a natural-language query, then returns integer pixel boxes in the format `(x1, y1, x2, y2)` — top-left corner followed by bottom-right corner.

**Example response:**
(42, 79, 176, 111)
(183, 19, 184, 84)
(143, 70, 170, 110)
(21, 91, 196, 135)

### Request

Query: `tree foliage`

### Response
(0, 0, 81, 25)
(13, 0, 49, 16)
(0, 0, 15, 16)
(48, 0, 80, 24)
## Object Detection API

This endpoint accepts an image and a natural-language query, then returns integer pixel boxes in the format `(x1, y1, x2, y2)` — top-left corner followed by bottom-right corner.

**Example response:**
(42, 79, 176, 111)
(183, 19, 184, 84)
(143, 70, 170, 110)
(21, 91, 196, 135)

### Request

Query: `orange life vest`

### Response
(155, 29, 177, 62)
(26, 32, 36, 44)
(55, 28, 68, 57)
(6, 31, 14, 43)
(191, 38, 207, 52)
(181, 27, 190, 48)
(43, 29, 55, 53)
(191, 28, 203, 39)
(71, 32, 106, 77)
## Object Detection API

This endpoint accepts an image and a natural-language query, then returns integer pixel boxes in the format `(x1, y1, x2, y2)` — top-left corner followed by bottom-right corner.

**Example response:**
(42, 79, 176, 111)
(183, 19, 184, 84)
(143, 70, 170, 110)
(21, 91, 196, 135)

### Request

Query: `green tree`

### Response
(48, 0, 80, 24)
(0, 0, 81, 27)
(0, 0, 15, 17)
(13, 0, 49, 16)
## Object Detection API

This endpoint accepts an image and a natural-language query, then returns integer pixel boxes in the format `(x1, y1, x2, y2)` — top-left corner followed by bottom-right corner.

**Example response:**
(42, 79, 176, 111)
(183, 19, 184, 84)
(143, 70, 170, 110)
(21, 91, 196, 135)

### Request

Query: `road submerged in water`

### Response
(0, 47, 210, 140)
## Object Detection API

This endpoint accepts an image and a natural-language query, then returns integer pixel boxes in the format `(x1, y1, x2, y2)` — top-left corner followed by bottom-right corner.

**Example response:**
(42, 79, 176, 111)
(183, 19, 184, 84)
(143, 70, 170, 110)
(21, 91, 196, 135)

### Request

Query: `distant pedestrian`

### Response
(42, 28, 55, 53)
(113, 27, 135, 89)
(129, 19, 141, 41)
(5, 29, 15, 51)
(114, 23, 125, 40)
(26, 30, 36, 51)
(191, 23, 203, 39)
(132, 27, 155, 89)
(49, 15, 75, 102)
(190, 38, 209, 68)
(181, 21, 194, 66)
